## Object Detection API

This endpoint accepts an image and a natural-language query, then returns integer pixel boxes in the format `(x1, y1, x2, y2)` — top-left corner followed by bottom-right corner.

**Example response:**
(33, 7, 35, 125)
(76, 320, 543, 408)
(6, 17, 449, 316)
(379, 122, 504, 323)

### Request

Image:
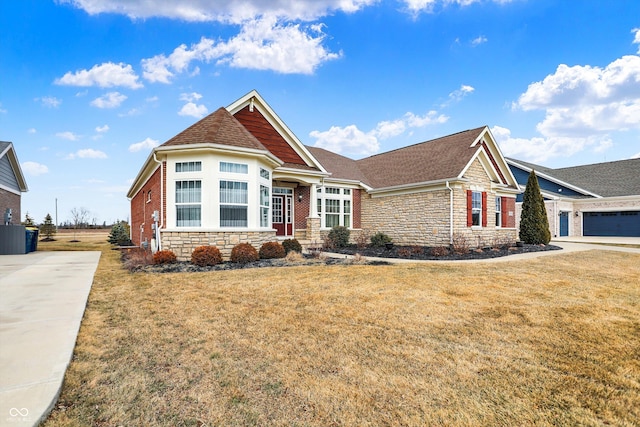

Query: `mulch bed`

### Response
(128, 243, 562, 273)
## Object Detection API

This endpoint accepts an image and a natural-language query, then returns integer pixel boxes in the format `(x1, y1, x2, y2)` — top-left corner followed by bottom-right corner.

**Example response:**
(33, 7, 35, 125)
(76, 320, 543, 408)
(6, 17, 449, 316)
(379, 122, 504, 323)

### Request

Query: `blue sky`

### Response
(1, 0, 639, 225)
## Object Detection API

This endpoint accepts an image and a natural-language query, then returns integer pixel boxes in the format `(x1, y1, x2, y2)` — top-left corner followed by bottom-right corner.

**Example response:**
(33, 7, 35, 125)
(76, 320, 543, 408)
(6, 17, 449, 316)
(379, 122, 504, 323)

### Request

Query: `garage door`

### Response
(583, 211, 640, 237)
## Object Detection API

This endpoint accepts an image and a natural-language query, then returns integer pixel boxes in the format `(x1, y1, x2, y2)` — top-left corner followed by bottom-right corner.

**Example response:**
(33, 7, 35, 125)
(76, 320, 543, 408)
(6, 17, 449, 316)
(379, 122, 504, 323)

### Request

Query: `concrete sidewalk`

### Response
(0, 251, 101, 427)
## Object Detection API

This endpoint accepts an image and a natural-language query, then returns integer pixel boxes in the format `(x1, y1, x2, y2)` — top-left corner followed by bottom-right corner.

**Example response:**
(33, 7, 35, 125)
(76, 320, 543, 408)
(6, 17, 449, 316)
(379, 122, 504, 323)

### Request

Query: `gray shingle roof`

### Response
(508, 157, 640, 197)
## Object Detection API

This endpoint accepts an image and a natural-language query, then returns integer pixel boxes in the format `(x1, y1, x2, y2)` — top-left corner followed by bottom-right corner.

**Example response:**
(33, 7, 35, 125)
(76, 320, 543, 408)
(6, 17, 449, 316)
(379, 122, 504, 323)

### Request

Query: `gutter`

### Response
(152, 151, 163, 251)
(446, 181, 454, 246)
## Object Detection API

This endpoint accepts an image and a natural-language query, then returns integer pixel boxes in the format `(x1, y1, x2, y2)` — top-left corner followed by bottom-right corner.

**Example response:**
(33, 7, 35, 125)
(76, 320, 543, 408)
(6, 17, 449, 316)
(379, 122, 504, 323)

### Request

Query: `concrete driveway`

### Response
(0, 251, 101, 427)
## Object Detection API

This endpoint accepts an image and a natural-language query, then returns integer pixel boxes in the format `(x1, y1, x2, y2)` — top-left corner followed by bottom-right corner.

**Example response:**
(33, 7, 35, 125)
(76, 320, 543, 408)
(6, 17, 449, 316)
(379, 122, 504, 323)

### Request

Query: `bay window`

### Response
(220, 181, 248, 227)
(176, 180, 201, 226)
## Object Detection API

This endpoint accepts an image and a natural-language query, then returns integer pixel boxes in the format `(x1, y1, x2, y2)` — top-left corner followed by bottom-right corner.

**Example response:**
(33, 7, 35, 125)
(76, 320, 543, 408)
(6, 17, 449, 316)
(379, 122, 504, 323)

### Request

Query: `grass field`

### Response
(41, 232, 640, 426)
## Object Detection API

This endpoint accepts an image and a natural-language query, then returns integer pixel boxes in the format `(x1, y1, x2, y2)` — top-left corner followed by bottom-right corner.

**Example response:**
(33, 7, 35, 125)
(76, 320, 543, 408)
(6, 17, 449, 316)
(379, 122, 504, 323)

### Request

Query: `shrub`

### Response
(327, 226, 350, 248)
(259, 241, 286, 259)
(519, 170, 551, 245)
(397, 247, 412, 258)
(230, 243, 259, 264)
(284, 251, 304, 263)
(451, 233, 470, 255)
(191, 245, 223, 266)
(153, 250, 177, 265)
(282, 238, 302, 254)
(355, 231, 369, 249)
(108, 221, 133, 246)
(122, 248, 153, 270)
(430, 246, 450, 257)
(370, 232, 392, 247)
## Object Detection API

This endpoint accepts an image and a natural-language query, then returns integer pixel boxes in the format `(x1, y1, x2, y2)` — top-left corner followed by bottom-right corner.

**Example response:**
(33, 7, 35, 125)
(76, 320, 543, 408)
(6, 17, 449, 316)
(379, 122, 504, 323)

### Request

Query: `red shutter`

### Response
(501, 197, 508, 228)
(467, 190, 473, 227)
(481, 192, 488, 227)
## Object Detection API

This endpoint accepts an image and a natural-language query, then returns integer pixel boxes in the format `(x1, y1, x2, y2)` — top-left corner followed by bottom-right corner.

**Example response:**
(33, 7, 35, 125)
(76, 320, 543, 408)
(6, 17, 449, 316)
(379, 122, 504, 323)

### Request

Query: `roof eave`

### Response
(1, 142, 28, 192)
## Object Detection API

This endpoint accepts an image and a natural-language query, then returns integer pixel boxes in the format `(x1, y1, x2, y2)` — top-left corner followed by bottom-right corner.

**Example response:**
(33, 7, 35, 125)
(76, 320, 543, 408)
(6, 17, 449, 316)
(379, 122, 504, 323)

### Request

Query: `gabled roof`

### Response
(306, 146, 371, 185)
(507, 157, 640, 198)
(161, 107, 268, 151)
(0, 141, 28, 193)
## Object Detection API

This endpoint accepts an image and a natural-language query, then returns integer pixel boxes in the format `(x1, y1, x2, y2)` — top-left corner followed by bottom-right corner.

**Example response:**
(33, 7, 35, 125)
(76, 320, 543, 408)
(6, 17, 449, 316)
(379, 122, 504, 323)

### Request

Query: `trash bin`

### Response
(25, 227, 39, 253)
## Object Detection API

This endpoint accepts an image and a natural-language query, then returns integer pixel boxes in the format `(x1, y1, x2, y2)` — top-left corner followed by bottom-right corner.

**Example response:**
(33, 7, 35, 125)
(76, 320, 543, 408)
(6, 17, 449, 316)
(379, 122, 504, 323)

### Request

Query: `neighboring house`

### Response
(507, 158, 640, 238)
(0, 141, 28, 224)
(128, 91, 520, 259)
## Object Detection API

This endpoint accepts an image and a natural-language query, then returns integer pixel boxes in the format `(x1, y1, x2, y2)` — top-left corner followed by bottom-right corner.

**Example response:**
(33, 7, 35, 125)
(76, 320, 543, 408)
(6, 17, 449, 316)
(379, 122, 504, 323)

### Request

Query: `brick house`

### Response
(507, 158, 640, 238)
(0, 141, 28, 224)
(128, 91, 520, 260)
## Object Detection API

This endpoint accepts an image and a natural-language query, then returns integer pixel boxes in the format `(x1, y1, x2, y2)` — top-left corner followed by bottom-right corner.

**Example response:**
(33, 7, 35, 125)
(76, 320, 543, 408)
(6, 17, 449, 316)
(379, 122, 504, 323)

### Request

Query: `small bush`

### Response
(230, 243, 259, 264)
(153, 250, 177, 265)
(282, 238, 302, 254)
(284, 251, 304, 263)
(370, 232, 392, 247)
(327, 226, 350, 248)
(397, 247, 412, 258)
(259, 241, 286, 259)
(451, 233, 470, 255)
(411, 245, 424, 255)
(191, 245, 223, 266)
(122, 248, 153, 270)
(430, 246, 450, 257)
(355, 231, 370, 249)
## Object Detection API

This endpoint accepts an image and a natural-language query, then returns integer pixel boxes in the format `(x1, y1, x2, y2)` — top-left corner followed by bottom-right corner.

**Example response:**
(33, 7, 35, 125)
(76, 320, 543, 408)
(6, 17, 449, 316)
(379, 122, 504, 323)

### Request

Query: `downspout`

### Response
(152, 151, 163, 251)
(446, 181, 453, 246)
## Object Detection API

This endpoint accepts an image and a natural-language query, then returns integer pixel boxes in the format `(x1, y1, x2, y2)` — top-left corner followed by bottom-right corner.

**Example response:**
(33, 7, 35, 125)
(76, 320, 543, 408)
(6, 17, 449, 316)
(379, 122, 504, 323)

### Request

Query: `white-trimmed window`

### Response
(220, 162, 248, 174)
(176, 161, 201, 172)
(317, 186, 352, 228)
(495, 197, 502, 227)
(176, 180, 201, 226)
(472, 191, 482, 227)
(259, 168, 271, 228)
(220, 181, 248, 227)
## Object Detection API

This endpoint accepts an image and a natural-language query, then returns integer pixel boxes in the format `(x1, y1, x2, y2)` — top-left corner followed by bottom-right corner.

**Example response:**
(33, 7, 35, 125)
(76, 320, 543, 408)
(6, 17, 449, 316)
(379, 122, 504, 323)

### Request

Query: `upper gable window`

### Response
(176, 161, 201, 172)
(220, 162, 248, 174)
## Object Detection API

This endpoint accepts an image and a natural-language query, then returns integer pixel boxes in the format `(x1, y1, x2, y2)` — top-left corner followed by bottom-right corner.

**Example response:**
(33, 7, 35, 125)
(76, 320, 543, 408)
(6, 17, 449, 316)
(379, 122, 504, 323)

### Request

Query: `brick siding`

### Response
(0, 188, 20, 224)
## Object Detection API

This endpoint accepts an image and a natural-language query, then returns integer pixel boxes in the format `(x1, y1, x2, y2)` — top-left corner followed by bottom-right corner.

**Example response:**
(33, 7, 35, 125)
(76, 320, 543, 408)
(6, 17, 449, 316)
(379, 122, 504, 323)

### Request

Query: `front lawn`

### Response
(43, 236, 640, 426)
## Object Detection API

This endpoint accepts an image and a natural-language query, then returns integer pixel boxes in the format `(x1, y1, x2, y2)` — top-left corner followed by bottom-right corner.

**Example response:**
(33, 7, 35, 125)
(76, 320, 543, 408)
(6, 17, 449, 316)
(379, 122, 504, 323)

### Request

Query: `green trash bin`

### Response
(25, 228, 39, 253)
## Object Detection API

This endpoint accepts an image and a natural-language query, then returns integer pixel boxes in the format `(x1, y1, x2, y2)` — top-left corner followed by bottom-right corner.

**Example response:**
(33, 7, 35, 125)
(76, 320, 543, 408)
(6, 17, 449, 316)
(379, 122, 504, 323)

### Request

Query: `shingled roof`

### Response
(508, 157, 640, 197)
(161, 107, 268, 152)
(306, 146, 371, 185)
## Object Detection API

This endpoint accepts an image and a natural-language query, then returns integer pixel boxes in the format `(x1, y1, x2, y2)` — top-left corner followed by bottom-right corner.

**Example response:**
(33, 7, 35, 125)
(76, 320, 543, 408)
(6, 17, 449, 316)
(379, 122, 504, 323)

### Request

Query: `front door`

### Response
(272, 194, 293, 236)
(559, 211, 569, 237)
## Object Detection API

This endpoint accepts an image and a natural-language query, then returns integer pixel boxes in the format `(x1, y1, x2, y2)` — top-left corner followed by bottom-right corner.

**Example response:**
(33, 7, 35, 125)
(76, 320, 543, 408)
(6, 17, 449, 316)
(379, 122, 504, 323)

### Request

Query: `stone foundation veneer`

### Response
(161, 230, 277, 261)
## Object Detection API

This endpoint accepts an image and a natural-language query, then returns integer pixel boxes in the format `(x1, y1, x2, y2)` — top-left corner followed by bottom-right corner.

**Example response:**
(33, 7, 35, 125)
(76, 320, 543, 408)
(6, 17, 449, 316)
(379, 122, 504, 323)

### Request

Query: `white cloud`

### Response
(66, 148, 108, 159)
(442, 84, 475, 107)
(631, 151, 640, 159)
(129, 137, 160, 152)
(146, 96, 159, 102)
(633, 28, 640, 53)
(28, 128, 37, 134)
(403, 0, 511, 14)
(178, 102, 208, 118)
(491, 125, 613, 163)
(37, 96, 62, 108)
(179, 92, 203, 102)
(96, 124, 110, 133)
(91, 92, 127, 109)
(22, 161, 49, 176)
(59, 0, 376, 23)
(311, 108, 448, 156)
(142, 18, 340, 80)
(0, 102, 6, 114)
(56, 131, 80, 141)
(471, 35, 487, 46)
(310, 125, 380, 156)
(55, 62, 143, 89)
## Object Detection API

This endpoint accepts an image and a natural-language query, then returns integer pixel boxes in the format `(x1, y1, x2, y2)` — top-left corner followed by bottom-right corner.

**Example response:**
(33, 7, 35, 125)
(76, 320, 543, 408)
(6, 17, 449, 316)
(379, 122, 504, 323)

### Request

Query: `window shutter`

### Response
(501, 197, 508, 228)
(481, 192, 488, 227)
(467, 190, 473, 227)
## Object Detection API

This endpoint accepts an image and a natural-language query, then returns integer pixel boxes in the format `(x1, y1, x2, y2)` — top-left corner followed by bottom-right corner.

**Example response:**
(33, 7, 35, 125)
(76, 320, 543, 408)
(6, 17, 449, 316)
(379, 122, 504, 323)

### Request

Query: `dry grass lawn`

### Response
(41, 233, 640, 426)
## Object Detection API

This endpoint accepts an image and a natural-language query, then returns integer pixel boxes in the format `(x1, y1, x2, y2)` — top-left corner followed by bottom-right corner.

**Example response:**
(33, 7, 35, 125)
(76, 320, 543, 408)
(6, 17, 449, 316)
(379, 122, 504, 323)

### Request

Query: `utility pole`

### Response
(55, 198, 58, 229)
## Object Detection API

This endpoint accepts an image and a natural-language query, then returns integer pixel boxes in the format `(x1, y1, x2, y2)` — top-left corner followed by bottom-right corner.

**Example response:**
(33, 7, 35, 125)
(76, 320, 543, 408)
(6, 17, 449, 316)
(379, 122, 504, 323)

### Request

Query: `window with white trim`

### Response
(176, 180, 201, 226)
(472, 191, 482, 227)
(220, 181, 248, 227)
(317, 186, 352, 228)
(260, 185, 270, 227)
(495, 197, 502, 227)
(176, 161, 201, 172)
(220, 162, 248, 174)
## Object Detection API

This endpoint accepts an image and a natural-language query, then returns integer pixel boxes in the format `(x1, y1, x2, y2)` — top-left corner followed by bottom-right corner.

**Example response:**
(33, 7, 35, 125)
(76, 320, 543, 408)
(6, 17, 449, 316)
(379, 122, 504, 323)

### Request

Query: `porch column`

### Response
(310, 183, 319, 217)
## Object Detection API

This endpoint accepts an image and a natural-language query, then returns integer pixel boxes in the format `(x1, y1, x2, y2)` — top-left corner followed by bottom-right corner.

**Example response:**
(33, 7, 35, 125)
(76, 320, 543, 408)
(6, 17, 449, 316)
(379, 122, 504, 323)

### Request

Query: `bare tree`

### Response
(70, 207, 90, 241)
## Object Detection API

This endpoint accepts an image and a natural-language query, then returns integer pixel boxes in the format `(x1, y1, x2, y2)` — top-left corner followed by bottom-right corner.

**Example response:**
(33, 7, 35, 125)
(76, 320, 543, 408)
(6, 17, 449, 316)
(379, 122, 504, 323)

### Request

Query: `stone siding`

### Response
(161, 230, 277, 261)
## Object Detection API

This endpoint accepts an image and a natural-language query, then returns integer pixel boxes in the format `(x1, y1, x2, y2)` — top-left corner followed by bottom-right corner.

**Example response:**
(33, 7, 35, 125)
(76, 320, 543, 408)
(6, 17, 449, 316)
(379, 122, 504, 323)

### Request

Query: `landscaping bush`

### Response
(327, 226, 350, 248)
(370, 232, 392, 247)
(230, 243, 259, 264)
(123, 248, 153, 270)
(153, 250, 177, 265)
(451, 233, 470, 255)
(430, 246, 450, 257)
(259, 241, 286, 259)
(282, 238, 302, 254)
(108, 221, 133, 246)
(191, 245, 223, 266)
